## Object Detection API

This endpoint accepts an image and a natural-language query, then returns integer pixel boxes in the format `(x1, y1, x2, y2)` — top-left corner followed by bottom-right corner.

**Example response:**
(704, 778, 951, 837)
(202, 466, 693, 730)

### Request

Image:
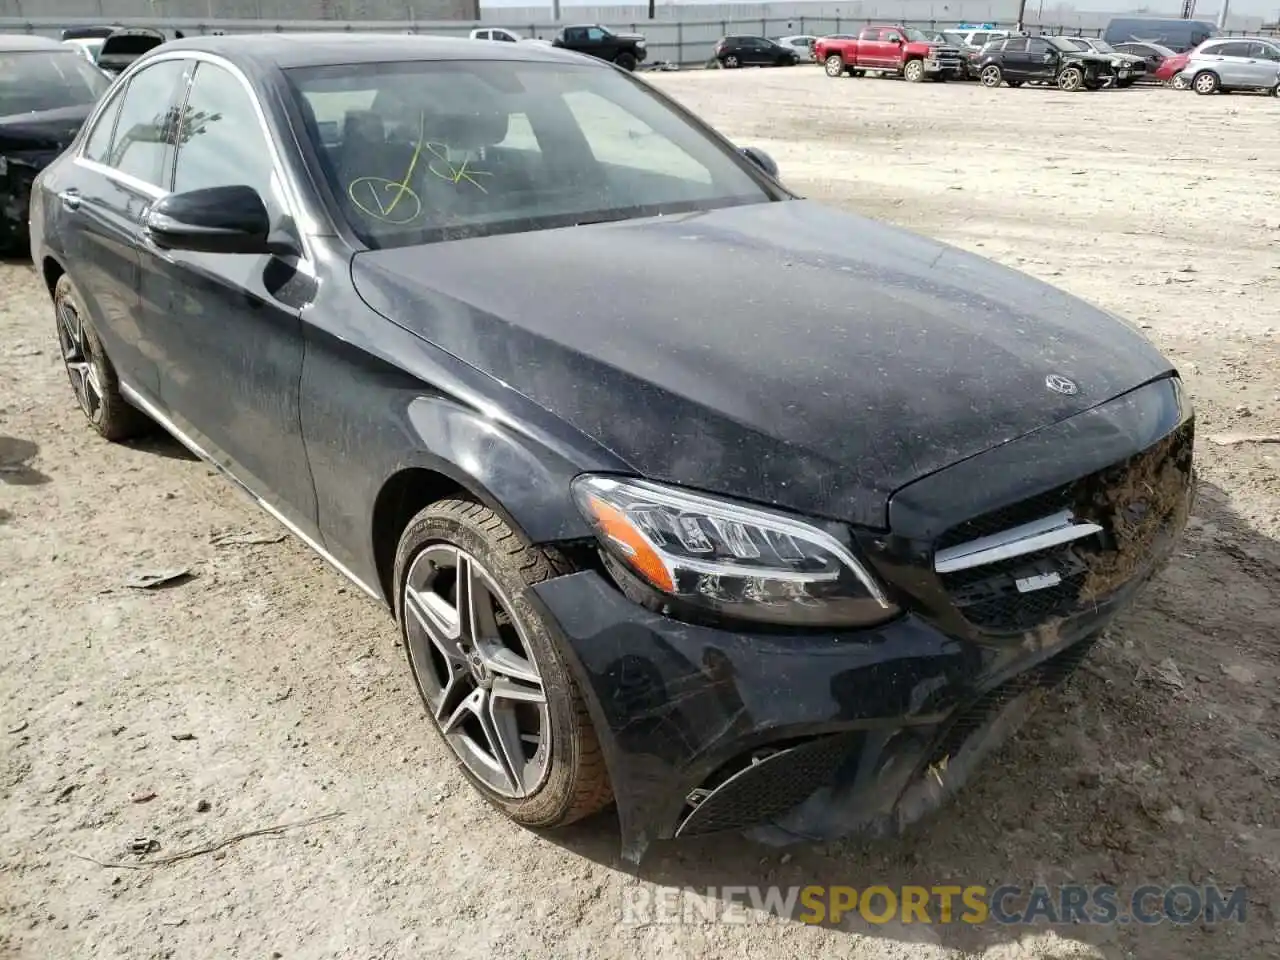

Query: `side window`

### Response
(858, 28, 878, 41)
(1218, 42, 1252, 57)
(972, 32, 989, 45)
(106, 59, 187, 186)
(171, 61, 278, 210)
(1026, 38, 1049, 55)
(883, 30, 903, 43)
(475, 30, 490, 40)
(1004, 38, 1027, 53)
(1249, 42, 1280, 60)
(82, 88, 124, 164)
(586, 28, 607, 42)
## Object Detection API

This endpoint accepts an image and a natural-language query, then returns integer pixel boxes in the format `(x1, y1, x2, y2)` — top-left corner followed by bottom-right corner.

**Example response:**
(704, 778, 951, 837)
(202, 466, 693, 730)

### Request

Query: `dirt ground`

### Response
(3, 67, 1279, 960)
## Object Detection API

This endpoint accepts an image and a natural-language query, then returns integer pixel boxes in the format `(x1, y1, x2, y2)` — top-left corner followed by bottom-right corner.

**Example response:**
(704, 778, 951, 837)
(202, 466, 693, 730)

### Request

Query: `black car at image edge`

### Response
(29, 33, 1195, 863)
(1, 34, 111, 251)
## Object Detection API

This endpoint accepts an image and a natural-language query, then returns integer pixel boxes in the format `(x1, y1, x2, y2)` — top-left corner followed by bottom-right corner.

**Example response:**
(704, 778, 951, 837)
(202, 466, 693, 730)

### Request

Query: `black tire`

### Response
(1006, 80, 1023, 88)
(823, 54, 845, 77)
(51, 273, 150, 442)
(1116, 78, 1135, 88)
(393, 498, 613, 829)
(903, 58, 926, 82)
(1058, 66, 1085, 91)
(614, 51, 637, 71)
(851, 69, 865, 77)
(1192, 70, 1219, 95)
(979, 64, 1002, 88)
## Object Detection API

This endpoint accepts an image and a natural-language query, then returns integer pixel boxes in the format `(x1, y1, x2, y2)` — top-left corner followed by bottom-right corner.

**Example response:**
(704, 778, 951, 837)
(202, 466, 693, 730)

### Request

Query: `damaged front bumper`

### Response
(532, 376, 1194, 863)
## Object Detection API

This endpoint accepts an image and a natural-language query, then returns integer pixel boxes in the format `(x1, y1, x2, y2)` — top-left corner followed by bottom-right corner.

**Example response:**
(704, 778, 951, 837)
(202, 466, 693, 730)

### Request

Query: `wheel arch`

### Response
(41, 254, 65, 298)
(366, 399, 605, 606)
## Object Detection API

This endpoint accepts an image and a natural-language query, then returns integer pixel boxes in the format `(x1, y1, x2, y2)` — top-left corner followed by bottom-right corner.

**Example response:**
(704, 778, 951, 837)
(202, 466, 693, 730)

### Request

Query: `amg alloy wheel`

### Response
(824, 54, 845, 77)
(395, 499, 612, 827)
(51, 274, 149, 441)
(1058, 66, 1084, 91)
(979, 64, 1002, 87)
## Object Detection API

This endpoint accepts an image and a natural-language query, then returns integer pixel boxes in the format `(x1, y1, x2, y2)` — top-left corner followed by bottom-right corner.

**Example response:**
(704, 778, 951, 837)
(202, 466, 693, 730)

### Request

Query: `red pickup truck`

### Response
(815, 26, 964, 81)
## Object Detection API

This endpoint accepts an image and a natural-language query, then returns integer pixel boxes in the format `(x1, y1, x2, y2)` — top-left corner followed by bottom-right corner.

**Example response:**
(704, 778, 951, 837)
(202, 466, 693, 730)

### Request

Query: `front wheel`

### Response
(979, 64, 1003, 88)
(903, 59, 925, 82)
(824, 54, 845, 77)
(394, 499, 613, 828)
(1192, 70, 1219, 95)
(614, 52, 637, 71)
(1058, 66, 1085, 91)
(51, 274, 150, 442)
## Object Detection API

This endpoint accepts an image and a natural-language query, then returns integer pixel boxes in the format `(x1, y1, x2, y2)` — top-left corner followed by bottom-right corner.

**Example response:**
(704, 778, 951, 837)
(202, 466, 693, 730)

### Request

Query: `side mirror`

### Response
(740, 146, 778, 179)
(144, 184, 285, 256)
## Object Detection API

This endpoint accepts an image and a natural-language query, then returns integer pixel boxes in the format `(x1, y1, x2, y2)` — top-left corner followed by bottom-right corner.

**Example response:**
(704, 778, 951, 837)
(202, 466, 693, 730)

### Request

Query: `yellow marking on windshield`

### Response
(347, 110, 494, 224)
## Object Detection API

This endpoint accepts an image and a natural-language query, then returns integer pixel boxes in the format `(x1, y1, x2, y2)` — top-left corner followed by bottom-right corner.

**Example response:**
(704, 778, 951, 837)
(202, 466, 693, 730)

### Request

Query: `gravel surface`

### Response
(2, 68, 1279, 960)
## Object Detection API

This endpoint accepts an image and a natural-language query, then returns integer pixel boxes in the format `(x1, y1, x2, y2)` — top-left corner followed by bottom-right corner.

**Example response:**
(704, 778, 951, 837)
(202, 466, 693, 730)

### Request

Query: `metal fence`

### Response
(2, 13, 1276, 66)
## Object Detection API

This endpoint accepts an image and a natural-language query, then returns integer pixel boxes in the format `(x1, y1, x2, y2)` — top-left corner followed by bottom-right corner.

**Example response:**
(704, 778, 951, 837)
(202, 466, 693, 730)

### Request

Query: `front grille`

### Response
(933, 45, 962, 68)
(675, 732, 862, 837)
(935, 423, 1194, 634)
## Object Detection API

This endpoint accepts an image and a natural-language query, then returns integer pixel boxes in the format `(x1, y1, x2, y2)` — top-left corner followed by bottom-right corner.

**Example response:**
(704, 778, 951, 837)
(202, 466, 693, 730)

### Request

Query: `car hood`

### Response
(351, 200, 1174, 528)
(0, 103, 93, 156)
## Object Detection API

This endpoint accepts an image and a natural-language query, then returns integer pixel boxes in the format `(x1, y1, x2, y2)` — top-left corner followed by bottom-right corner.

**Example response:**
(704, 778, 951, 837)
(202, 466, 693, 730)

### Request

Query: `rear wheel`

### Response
(51, 274, 150, 442)
(1192, 70, 1219, 95)
(1170, 74, 1190, 90)
(394, 499, 613, 828)
(722, 54, 739, 68)
(824, 54, 845, 77)
(979, 64, 1002, 87)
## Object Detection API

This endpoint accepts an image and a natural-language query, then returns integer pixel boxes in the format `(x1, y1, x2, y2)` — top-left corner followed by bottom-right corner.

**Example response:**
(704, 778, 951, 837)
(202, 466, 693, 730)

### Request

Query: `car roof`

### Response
(0, 34, 66, 51)
(154, 32, 591, 71)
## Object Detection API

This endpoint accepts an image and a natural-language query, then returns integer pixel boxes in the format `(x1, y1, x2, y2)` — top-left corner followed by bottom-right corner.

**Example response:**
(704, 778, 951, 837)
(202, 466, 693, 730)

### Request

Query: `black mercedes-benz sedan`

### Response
(30, 34, 1194, 862)
(1, 34, 111, 252)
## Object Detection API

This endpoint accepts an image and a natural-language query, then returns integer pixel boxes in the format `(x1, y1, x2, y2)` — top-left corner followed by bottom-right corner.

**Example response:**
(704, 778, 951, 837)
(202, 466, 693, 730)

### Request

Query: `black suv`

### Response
(552, 24, 647, 71)
(975, 34, 1115, 91)
(712, 35, 801, 68)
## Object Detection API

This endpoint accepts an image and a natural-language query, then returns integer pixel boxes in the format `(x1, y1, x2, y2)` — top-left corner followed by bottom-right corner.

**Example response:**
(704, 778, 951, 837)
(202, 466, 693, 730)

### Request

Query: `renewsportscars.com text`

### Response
(620, 884, 1247, 926)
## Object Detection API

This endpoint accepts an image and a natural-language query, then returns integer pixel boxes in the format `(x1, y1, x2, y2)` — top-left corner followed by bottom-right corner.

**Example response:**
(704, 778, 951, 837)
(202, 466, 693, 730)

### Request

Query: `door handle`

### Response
(58, 189, 81, 212)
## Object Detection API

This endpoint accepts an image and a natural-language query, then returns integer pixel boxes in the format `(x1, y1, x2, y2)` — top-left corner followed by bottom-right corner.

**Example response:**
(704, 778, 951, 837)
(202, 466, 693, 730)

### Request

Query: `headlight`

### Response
(636, 39, 646, 48)
(571, 475, 898, 628)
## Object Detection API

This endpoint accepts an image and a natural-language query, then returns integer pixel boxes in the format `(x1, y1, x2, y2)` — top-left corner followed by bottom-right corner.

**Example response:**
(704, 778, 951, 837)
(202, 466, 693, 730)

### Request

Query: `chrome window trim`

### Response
(73, 48, 316, 271)
(933, 509, 1104, 575)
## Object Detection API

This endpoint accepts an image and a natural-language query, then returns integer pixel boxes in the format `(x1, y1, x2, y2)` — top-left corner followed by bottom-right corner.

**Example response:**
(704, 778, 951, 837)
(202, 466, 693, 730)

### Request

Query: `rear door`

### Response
(136, 56, 318, 530)
(999, 37, 1031, 78)
(50, 57, 188, 401)
(1202, 40, 1248, 85)
(1024, 38, 1058, 80)
(855, 27, 883, 68)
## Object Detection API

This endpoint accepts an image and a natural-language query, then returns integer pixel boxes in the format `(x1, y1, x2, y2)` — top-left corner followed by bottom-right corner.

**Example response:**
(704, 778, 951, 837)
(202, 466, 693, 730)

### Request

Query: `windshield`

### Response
(287, 60, 775, 250)
(942, 32, 967, 46)
(0, 51, 110, 116)
(903, 29, 933, 42)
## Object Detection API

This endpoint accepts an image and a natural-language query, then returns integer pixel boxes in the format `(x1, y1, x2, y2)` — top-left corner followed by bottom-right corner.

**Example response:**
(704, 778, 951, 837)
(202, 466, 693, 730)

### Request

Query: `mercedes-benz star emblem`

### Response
(1045, 374, 1079, 396)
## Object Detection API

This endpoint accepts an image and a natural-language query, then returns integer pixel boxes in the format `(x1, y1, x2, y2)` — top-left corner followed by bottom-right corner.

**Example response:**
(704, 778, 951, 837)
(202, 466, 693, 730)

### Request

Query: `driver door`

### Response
(1024, 38, 1057, 80)
(135, 58, 319, 533)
